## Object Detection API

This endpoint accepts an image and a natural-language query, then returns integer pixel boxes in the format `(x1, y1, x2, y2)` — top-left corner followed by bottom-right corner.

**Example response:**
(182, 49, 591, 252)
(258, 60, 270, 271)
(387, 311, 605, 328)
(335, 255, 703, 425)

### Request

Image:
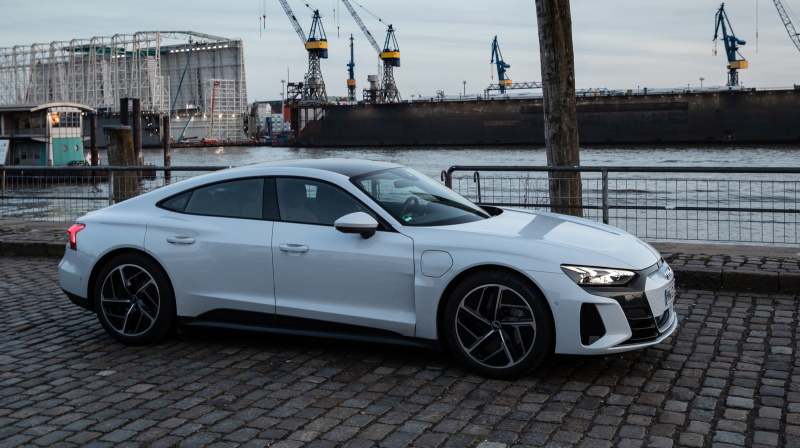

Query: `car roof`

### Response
(247, 158, 402, 178)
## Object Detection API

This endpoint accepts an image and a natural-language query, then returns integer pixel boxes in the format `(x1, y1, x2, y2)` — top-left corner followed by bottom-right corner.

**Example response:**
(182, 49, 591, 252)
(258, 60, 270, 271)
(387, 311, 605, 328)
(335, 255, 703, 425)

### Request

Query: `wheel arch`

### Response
(435, 264, 556, 351)
(87, 247, 174, 309)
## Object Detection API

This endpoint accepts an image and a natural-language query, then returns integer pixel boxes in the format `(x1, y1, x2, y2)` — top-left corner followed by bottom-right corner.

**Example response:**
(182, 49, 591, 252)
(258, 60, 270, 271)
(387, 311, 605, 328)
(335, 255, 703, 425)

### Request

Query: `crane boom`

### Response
(490, 36, 512, 93)
(341, 0, 381, 54)
(278, 0, 307, 43)
(773, 0, 800, 52)
(713, 3, 748, 86)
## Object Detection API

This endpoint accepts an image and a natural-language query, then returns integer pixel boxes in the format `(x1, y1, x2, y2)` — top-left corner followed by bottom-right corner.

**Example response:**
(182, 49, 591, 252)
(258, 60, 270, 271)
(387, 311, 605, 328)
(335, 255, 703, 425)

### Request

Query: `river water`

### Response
(3, 144, 799, 244)
(139, 143, 800, 178)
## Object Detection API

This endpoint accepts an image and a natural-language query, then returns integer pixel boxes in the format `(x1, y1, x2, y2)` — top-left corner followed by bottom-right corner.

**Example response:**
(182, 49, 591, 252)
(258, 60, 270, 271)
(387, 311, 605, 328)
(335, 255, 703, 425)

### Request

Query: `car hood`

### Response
(435, 208, 661, 270)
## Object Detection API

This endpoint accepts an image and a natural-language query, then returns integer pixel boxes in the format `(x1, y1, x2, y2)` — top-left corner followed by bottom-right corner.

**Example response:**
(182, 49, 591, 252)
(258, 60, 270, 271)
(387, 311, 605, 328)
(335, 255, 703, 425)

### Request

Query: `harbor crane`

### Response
(713, 3, 748, 86)
(772, 0, 800, 53)
(490, 36, 512, 93)
(278, 0, 328, 104)
(485, 36, 542, 95)
(340, 0, 401, 103)
(347, 34, 356, 101)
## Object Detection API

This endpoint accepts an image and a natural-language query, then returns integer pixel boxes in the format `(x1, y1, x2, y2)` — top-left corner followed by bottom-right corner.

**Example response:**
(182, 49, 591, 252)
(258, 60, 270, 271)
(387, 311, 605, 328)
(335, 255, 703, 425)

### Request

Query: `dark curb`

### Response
(723, 269, 780, 292)
(0, 241, 65, 258)
(673, 265, 722, 290)
(779, 272, 800, 294)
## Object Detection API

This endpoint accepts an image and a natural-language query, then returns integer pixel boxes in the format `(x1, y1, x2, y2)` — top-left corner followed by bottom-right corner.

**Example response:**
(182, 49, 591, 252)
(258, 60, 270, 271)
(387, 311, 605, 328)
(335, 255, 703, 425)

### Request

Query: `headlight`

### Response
(561, 265, 636, 287)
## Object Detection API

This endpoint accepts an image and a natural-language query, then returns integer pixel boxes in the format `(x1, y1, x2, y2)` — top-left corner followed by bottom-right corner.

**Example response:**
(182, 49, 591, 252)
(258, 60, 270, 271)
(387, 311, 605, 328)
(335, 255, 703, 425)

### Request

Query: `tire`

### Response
(93, 252, 176, 345)
(444, 270, 553, 379)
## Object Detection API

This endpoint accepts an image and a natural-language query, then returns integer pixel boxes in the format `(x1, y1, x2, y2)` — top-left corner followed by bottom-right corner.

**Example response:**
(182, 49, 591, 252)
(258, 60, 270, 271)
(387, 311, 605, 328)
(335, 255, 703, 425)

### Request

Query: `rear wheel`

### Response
(93, 253, 176, 345)
(444, 270, 553, 379)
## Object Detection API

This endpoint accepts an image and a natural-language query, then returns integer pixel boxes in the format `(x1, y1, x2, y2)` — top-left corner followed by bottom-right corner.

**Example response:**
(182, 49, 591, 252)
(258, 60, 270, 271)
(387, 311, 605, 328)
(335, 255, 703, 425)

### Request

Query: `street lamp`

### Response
(700, 77, 705, 88)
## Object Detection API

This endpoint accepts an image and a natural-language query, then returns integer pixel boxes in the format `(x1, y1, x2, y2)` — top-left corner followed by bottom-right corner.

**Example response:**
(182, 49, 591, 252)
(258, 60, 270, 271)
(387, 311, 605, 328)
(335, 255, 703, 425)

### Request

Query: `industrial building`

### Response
(0, 31, 249, 144)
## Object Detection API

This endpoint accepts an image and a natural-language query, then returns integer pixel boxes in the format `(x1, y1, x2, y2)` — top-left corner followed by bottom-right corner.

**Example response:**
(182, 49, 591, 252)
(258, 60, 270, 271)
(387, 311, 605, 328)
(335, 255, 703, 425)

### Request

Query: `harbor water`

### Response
(2, 144, 798, 244)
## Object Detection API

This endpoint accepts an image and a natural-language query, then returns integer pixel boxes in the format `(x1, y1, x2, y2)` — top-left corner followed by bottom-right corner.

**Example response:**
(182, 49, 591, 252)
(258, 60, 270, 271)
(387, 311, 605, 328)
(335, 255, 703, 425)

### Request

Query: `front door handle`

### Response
(279, 244, 309, 253)
(166, 236, 196, 245)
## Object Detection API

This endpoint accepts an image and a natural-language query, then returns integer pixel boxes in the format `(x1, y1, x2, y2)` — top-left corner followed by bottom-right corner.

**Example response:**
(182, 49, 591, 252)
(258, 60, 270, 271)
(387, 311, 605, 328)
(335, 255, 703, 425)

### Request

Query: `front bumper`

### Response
(532, 259, 678, 355)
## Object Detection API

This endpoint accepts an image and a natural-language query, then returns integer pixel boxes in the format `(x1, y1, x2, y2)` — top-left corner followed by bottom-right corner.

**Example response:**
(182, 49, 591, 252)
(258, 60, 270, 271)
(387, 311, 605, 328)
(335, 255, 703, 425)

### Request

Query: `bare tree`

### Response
(535, 0, 583, 217)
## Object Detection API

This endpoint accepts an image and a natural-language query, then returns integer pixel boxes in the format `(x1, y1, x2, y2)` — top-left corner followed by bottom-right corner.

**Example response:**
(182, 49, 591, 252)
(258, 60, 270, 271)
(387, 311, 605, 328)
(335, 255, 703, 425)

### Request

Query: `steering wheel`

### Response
(400, 196, 419, 217)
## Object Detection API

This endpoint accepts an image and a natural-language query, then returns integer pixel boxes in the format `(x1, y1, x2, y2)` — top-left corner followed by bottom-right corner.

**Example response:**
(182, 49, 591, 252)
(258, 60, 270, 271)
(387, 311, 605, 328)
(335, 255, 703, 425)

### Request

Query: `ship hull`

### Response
(294, 89, 800, 146)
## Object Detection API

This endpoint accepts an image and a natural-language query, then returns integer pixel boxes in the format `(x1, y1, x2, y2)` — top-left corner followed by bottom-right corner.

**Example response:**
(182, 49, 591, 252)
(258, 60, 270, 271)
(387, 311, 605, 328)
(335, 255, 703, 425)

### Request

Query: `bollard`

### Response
(103, 125, 139, 202)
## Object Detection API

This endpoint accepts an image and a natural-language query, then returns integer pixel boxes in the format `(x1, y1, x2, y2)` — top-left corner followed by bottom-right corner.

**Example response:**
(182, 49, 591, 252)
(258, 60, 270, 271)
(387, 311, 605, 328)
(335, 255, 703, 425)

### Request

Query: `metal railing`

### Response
(443, 166, 800, 245)
(1, 166, 228, 221)
(2, 165, 799, 245)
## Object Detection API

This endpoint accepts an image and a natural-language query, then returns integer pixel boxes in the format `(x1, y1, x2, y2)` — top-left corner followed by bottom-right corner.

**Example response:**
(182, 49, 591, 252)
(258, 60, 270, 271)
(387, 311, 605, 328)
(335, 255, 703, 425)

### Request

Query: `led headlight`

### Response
(561, 265, 636, 287)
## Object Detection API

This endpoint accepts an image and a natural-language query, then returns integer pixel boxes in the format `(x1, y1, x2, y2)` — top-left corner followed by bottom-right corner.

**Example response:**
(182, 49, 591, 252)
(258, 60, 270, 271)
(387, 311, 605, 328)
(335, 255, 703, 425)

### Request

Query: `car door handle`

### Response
(279, 244, 309, 253)
(166, 236, 196, 245)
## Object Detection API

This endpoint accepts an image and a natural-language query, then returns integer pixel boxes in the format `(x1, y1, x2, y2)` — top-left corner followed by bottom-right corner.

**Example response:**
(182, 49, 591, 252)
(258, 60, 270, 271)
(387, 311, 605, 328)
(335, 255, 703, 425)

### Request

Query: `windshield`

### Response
(352, 167, 490, 226)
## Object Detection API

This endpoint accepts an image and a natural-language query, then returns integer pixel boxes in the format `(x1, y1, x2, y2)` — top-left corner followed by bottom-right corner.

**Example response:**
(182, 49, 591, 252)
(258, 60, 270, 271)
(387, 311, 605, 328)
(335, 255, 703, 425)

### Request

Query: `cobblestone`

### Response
(0, 256, 797, 447)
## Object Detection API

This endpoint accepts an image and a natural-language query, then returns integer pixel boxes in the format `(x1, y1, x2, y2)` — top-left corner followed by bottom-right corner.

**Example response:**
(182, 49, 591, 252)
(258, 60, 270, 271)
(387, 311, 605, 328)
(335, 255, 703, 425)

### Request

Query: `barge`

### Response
(292, 88, 800, 146)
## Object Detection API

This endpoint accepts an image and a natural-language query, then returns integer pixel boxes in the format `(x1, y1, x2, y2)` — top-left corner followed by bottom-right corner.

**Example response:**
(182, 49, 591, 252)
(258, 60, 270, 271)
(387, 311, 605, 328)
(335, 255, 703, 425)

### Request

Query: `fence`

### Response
(1, 165, 798, 245)
(442, 166, 800, 245)
(0, 166, 227, 222)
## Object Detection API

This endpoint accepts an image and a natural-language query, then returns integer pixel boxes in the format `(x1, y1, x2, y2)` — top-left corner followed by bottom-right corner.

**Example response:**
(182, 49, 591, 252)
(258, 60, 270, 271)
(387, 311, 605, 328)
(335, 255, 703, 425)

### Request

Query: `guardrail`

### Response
(0, 166, 228, 221)
(442, 166, 800, 245)
(2, 165, 798, 245)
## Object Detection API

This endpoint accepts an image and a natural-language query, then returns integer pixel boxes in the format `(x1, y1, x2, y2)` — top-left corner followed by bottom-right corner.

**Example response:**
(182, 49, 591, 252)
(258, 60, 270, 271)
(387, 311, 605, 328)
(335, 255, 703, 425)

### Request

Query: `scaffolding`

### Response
(0, 31, 249, 142)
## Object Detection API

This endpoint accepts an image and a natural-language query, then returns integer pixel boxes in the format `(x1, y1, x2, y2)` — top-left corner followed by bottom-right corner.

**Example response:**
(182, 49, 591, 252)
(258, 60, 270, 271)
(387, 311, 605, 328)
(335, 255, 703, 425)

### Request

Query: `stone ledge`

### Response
(722, 269, 779, 292)
(0, 241, 64, 258)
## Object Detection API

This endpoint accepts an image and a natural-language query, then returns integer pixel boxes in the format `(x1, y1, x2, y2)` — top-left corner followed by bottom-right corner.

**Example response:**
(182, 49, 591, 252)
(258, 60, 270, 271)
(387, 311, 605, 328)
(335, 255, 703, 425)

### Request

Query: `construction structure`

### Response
(486, 36, 542, 95)
(279, 0, 329, 105)
(0, 31, 249, 144)
(772, 0, 800, 53)
(713, 4, 748, 86)
(341, 0, 402, 103)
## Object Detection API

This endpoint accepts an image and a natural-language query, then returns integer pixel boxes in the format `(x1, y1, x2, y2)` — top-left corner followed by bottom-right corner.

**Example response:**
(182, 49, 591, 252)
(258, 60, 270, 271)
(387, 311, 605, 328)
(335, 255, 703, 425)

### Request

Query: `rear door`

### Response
(145, 178, 277, 318)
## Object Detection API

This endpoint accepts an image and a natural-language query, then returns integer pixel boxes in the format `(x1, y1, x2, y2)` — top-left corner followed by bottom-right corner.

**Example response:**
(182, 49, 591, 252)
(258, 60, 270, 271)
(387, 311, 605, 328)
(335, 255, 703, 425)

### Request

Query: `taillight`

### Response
(67, 223, 86, 251)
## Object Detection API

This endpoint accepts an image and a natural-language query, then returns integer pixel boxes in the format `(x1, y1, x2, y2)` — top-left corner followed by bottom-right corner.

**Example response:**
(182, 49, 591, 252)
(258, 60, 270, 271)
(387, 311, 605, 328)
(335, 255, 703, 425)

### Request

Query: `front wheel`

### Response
(93, 253, 176, 345)
(444, 270, 553, 379)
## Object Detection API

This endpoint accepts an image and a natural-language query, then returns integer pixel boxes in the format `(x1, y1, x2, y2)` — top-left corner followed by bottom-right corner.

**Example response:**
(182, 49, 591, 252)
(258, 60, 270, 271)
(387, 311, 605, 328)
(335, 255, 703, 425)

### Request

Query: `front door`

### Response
(272, 178, 416, 336)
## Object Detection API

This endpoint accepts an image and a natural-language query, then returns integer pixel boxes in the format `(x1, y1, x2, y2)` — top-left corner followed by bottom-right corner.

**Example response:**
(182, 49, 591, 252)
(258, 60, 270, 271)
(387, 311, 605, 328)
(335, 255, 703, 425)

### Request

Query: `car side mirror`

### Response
(334, 212, 378, 239)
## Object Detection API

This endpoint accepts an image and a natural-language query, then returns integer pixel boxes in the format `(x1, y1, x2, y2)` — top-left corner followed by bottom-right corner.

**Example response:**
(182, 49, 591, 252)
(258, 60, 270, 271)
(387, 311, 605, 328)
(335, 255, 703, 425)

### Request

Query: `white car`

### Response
(59, 159, 677, 378)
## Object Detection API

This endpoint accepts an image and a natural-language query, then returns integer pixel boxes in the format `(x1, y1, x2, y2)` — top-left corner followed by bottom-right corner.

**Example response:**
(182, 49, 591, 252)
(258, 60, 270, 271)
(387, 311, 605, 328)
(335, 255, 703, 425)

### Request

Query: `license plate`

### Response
(664, 284, 676, 307)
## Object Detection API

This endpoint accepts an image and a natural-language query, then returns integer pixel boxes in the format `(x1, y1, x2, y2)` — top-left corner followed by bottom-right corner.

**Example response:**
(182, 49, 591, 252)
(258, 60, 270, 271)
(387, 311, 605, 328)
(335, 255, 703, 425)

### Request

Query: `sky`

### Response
(2, 0, 799, 102)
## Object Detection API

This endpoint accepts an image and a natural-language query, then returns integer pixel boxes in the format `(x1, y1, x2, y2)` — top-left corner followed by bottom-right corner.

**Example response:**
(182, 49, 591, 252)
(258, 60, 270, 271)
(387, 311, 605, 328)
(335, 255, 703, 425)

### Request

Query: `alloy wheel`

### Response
(454, 284, 537, 369)
(99, 264, 161, 337)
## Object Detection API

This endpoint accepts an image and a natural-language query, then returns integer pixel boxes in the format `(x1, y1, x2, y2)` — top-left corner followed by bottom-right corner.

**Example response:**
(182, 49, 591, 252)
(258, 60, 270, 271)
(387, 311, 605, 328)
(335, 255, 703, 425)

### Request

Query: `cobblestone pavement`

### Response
(1, 257, 798, 448)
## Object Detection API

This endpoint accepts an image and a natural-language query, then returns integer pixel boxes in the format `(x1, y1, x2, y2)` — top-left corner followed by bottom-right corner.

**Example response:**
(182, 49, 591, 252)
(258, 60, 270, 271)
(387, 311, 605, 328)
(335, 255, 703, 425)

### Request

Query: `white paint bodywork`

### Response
(59, 160, 677, 356)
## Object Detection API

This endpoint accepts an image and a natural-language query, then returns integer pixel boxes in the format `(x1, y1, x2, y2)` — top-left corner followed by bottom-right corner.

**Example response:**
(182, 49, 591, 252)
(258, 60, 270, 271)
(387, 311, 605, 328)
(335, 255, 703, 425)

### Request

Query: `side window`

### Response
(277, 178, 369, 225)
(181, 178, 265, 219)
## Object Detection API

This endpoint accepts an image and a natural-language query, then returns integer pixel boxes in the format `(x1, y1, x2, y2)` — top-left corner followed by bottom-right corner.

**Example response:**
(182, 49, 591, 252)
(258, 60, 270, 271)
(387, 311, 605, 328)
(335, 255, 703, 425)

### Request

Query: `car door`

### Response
(145, 177, 277, 318)
(272, 178, 416, 336)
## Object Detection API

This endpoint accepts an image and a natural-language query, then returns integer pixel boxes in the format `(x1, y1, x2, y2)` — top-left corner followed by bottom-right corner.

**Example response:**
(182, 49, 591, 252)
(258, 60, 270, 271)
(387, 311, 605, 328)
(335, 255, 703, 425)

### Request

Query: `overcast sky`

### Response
(2, 0, 799, 102)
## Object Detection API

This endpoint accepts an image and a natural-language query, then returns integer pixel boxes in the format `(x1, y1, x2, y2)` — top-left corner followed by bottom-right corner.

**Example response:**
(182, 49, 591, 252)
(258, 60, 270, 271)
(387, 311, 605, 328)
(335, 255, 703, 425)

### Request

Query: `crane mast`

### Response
(772, 0, 800, 53)
(278, 0, 328, 104)
(347, 34, 356, 101)
(341, 0, 402, 103)
(490, 36, 512, 94)
(713, 3, 748, 86)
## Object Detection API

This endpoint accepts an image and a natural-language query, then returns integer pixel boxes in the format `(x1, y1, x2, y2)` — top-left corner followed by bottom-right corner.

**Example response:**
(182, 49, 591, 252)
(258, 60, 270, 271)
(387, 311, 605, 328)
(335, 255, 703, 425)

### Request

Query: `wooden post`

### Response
(90, 112, 99, 166)
(132, 98, 142, 166)
(120, 98, 129, 126)
(103, 125, 139, 201)
(535, 0, 583, 216)
(163, 115, 171, 183)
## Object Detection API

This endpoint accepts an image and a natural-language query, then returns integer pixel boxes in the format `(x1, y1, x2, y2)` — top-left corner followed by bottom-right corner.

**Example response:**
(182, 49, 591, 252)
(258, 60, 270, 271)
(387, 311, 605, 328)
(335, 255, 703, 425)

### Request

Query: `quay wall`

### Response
(294, 89, 800, 146)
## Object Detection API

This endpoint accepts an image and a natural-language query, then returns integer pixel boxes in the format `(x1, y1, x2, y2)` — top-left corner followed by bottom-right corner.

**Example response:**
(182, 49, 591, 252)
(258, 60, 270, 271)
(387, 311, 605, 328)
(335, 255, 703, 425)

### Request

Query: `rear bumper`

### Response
(62, 289, 93, 311)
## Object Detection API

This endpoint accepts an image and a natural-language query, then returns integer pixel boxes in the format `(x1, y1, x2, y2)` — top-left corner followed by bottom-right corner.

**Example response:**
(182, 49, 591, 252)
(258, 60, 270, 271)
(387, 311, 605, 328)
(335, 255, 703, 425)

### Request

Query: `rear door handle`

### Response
(279, 244, 309, 253)
(166, 236, 196, 245)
